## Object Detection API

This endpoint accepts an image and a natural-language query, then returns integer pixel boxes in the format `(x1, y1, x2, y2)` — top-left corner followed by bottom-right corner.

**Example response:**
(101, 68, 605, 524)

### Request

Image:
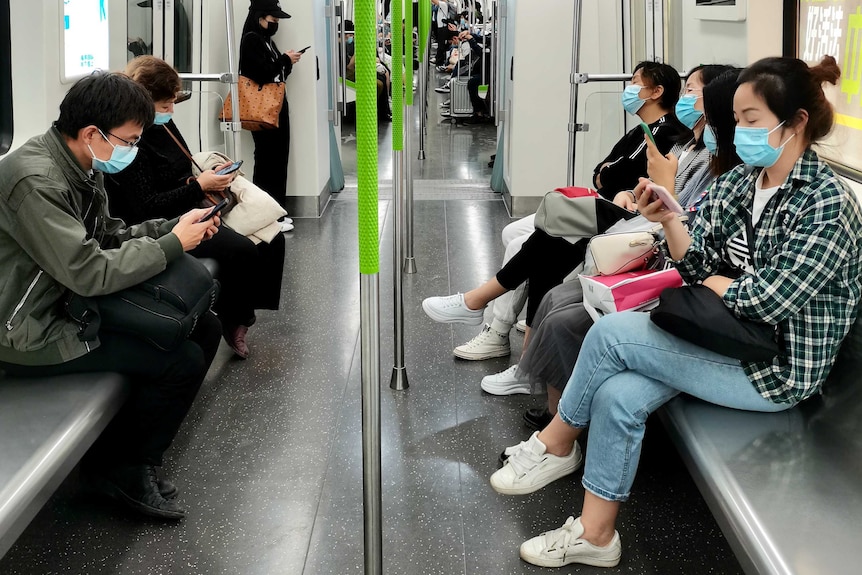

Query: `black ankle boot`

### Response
(95, 464, 185, 520)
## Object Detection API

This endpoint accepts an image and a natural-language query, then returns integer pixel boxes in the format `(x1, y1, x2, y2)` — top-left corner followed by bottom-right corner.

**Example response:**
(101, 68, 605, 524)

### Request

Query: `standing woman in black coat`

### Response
(240, 0, 302, 231)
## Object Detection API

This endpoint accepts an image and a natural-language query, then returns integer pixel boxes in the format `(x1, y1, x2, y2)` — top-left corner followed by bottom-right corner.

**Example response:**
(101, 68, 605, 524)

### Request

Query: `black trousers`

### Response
(251, 101, 290, 208)
(434, 26, 449, 66)
(495, 229, 588, 326)
(191, 226, 285, 327)
(0, 312, 221, 468)
(467, 74, 487, 115)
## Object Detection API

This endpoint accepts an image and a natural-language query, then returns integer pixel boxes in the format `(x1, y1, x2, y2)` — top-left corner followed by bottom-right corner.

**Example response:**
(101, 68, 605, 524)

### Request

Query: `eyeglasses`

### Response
(100, 129, 142, 148)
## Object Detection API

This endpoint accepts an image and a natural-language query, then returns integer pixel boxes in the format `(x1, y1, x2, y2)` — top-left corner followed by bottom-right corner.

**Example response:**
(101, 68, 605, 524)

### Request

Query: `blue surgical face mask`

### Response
(347, 36, 354, 44)
(703, 124, 718, 155)
(675, 94, 703, 129)
(153, 112, 173, 125)
(88, 130, 138, 174)
(621, 84, 646, 115)
(733, 121, 795, 168)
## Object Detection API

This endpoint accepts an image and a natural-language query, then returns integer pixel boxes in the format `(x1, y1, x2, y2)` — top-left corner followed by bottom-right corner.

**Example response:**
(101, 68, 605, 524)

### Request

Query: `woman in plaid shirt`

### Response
(490, 56, 860, 569)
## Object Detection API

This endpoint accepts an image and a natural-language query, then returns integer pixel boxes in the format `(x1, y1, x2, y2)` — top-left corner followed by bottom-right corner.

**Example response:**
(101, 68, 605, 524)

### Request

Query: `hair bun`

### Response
(810, 55, 841, 86)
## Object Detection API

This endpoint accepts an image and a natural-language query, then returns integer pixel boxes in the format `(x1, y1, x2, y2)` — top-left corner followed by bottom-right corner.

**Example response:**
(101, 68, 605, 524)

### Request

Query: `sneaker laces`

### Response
(462, 325, 502, 349)
(493, 364, 519, 380)
(543, 517, 580, 554)
(505, 436, 547, 478)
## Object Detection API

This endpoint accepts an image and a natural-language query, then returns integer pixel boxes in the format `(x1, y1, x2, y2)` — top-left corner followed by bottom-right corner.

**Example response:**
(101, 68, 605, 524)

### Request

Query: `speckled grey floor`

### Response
(0, 88, 742, 575)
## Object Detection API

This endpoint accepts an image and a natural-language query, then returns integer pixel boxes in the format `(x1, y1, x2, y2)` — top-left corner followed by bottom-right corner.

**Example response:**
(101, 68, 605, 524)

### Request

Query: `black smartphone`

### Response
(215, 160, 242, 175)
(298, 45, 311, 54)
(639, 122, 657, 146)
(198, 198, 228, 223)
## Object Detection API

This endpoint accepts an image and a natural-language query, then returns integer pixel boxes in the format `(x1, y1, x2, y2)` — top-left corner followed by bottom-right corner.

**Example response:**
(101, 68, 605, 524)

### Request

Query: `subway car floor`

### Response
(0, 88, 743, 575)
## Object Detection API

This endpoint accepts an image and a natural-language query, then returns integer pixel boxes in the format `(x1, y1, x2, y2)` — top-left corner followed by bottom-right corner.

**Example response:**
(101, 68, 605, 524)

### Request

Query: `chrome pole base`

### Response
(390, 366, 410, 390)
(417, 150, 426, 160)
(402, 257, 417, 274)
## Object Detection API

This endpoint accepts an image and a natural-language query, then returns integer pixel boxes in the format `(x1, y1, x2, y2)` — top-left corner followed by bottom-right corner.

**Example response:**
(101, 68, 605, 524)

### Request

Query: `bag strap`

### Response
(162, 125, 205, 173)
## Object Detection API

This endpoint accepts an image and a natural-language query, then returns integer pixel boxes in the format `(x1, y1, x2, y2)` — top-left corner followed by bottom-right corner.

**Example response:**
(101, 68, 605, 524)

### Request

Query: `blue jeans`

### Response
(557, 312, 791, 502)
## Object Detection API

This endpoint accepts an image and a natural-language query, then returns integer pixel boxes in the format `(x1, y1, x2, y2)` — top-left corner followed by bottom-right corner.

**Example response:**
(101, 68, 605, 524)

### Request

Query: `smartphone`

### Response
(298, 45, 311, 54)
(215, 160, 243, 176)
(198, 198, 229, 223)
(639, 122, 657, 146)
(646, 183, 684, 214)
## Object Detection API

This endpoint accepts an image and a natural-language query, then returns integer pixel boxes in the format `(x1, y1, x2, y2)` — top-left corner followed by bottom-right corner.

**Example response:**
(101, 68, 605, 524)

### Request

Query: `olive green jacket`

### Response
(0, 127, 182, 365)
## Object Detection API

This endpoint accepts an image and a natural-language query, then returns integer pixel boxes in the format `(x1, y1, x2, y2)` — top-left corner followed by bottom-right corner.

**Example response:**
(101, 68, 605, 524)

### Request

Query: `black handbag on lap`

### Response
(650, 284, 780, 362)
(66, 254, 219, 352)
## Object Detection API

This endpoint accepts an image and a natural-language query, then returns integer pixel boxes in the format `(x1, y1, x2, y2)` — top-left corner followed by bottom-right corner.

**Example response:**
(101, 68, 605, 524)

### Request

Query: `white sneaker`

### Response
(421, 293, 484, 325)
(515, 319, 527, 333)
(480, 365, 529, 395)
(282, 217, 293, 225)
(279, 220, 294, 233)
(454, 325, 510, 360)
(520, 516, 621, 568)
(489, 431, 582, 495)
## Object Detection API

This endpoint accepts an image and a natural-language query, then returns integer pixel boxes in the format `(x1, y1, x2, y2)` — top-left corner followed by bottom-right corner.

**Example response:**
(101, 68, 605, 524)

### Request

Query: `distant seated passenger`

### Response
(0, 72, 221, 520)
(491, 56, 859, 569)
(104, 56, 286, 360)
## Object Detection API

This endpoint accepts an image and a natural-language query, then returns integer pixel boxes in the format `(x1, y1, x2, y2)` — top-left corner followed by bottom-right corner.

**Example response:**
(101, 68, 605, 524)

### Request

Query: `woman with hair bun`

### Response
(491, 56, 860, 569)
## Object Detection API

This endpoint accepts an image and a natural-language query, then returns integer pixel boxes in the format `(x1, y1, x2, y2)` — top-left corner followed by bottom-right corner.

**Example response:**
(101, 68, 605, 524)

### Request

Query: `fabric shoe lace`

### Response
(506, 441, 547, 478)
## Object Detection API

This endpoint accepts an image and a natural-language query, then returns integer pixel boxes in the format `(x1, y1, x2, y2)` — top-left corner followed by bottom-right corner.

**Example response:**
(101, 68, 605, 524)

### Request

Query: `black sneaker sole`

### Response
(93, 476, 185, 520)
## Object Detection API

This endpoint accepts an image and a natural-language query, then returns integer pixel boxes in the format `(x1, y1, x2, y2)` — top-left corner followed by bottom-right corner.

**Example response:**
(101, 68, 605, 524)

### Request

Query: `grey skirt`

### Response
(518, 280, 594, 395)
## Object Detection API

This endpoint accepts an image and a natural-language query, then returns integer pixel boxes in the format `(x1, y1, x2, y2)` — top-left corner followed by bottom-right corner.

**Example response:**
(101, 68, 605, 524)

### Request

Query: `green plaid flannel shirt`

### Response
(674, 149, 862, 404)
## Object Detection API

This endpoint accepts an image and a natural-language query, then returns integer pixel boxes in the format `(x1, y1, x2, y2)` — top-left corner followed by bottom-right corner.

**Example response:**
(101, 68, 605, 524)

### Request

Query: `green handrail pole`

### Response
(357, 0, 382, 573)
(403, 0, 417, 274)
(417, 0, 431, 160)
(390, 0, 409, 391)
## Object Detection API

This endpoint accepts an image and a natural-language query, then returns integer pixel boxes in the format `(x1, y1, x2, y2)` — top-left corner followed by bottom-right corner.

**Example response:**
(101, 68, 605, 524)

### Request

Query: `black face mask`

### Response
(261, 21, 278, 36)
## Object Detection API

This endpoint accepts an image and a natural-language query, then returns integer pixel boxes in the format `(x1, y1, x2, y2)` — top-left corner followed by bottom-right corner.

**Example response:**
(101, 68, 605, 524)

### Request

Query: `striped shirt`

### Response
(673, 149, 862, 404)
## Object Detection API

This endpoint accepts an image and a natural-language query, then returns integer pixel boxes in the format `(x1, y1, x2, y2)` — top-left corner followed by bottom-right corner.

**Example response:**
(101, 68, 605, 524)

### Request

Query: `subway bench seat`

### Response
(0, 372, 130, 558)
(659, 356, 862, 575)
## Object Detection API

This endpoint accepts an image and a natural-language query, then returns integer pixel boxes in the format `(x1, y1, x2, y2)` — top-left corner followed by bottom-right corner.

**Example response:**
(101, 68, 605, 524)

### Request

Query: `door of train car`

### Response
(126, 0, 218, 155)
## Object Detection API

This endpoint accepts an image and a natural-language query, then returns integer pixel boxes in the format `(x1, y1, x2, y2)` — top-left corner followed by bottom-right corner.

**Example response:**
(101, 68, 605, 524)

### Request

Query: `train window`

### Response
(795, 0, 862, 178)
(0, 0, 11, 155)
(127, 0, 153, 60)
(61, 0, 110, 83)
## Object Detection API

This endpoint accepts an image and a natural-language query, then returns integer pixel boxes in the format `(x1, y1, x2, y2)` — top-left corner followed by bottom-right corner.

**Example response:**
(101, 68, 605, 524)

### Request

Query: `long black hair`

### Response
(703, 68, 743, 176)
(242, 10, 268, 37)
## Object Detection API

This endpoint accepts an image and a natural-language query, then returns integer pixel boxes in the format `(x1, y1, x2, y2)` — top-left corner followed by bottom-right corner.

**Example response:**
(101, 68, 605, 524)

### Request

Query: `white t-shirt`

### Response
(727, 170, 781, 273)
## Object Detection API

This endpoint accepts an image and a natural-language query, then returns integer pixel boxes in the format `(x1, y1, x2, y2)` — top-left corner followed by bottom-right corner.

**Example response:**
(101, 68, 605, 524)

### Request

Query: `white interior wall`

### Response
(678, 0, 748, 69)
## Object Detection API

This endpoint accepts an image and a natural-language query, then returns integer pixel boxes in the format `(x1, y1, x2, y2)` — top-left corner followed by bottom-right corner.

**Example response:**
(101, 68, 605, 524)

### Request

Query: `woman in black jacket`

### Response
(105, 56, 286, 360)
(239, 0, 302, 217)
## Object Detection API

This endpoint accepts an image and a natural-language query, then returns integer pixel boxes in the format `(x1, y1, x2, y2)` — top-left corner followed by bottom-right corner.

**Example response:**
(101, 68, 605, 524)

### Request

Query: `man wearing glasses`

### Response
(0, 72, 220, 521)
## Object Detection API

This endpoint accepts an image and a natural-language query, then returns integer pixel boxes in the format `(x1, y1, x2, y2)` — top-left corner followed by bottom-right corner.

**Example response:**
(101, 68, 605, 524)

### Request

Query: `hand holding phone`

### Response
(639, 122, 657, 147)
(646, 182, 683, 214)
(198, 197, 229, 223)
(298, 45, 311, 54)
(215, 160, 243, 176)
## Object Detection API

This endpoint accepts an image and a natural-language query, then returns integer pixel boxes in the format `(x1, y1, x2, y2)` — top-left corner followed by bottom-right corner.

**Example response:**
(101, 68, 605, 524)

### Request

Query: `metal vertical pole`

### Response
(356, 0, 382, 572)
(403, 104, 417, 274)
(566, 0, 583, 187)
(224, 0, 241, 160)
(359, 275, 382, 575)
(403, 2, 417, 275)
(417, 49, 427, 160)
(390, 0, 409, 391)
(391, 149, 408, 390)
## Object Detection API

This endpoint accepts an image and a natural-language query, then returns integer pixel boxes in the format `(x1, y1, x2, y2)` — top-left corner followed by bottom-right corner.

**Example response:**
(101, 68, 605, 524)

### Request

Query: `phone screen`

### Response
(198, 198, 228, 222)
(215, 161, 242, 175)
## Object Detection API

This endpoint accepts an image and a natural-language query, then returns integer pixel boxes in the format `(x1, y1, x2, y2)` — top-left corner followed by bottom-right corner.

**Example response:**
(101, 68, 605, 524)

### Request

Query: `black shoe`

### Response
(523, 407, 553, 431)
(93, 465, 186, 520)
(82, 460, 177, 500)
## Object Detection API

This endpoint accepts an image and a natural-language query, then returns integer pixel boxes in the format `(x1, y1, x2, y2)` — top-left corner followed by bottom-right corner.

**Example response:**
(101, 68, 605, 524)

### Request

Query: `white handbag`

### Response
(587, 228, 661, 275)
